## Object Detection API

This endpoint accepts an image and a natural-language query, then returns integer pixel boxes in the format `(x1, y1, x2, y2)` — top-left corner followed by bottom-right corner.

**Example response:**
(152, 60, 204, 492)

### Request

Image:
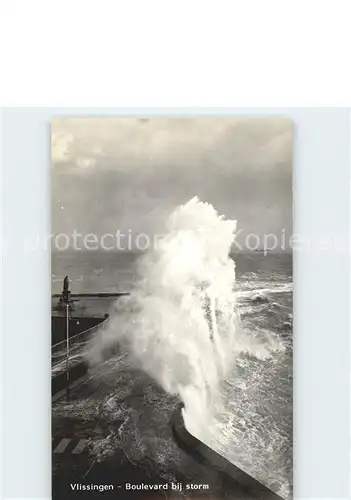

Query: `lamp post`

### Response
(66, 303, 70, 400)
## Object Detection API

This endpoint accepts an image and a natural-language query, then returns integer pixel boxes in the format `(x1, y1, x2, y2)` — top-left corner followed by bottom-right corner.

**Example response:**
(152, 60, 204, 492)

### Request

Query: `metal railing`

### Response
(51, 316, 109, 367)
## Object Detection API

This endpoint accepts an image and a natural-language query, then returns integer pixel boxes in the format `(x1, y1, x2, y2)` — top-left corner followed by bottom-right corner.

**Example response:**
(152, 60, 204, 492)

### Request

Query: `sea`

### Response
(52, 249, 293, 499)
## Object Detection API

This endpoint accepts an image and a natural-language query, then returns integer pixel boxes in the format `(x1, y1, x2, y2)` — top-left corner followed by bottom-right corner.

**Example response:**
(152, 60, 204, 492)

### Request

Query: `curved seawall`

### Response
(172, 405, 283, 500)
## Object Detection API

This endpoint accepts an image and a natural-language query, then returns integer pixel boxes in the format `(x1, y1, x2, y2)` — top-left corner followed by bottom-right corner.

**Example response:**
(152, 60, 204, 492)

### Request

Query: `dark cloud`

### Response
(52, 118, 292, 244)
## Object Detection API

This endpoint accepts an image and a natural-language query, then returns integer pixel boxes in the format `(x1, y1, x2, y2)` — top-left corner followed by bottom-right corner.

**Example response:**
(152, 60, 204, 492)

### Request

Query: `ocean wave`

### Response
(238, 282, 292, 298)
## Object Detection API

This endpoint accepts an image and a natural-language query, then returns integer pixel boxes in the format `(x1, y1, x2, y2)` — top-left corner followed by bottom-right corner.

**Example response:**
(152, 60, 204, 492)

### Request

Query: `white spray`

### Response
(88, 197, 240, 428)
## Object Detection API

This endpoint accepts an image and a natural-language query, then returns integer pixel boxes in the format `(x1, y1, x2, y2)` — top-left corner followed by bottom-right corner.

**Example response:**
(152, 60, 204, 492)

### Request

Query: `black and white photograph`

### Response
(51, 117, 293, 500)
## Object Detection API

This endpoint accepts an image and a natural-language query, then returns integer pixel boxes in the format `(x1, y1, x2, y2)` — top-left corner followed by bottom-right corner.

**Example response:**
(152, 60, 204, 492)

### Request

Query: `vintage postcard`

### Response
(51, 117, 292, 499)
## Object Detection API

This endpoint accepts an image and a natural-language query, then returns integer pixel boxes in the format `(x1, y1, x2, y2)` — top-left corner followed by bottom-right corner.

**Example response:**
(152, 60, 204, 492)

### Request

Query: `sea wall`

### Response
(172, 404, 282, 500)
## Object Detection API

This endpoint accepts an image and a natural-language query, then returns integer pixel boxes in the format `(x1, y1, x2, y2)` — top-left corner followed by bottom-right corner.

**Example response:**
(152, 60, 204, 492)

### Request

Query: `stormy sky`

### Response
(52, 117, 292, 247)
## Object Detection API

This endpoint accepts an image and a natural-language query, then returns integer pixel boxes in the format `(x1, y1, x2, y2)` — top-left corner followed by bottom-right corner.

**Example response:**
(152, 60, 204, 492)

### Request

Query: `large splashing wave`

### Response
(86, 197, 273, 430)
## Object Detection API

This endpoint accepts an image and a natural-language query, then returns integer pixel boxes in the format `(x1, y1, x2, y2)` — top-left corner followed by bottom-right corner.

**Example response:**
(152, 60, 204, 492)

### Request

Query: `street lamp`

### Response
(66, 303, 70, 400)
